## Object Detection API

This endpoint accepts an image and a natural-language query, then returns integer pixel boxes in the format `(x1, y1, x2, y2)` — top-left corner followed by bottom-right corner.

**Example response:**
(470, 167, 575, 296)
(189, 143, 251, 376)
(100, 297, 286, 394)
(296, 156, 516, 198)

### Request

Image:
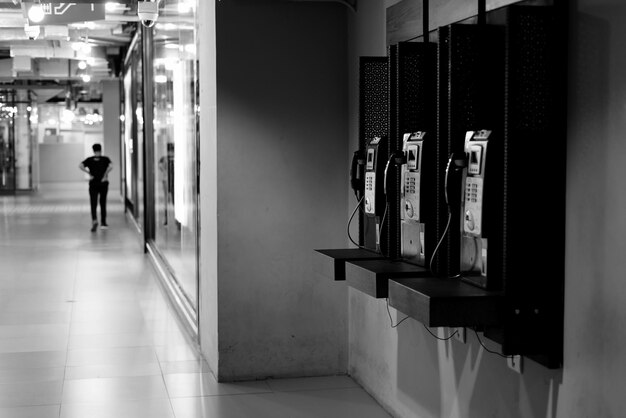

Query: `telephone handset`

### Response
(350, 150, 365, 199)
(445, 152, 468, 209)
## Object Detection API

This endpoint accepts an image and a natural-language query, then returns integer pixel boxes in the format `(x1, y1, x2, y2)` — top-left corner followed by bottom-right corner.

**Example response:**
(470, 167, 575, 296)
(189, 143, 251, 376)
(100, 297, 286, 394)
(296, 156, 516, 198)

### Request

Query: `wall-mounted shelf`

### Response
(345, 259, 429, 298)
(315, 248, 384, 281)
(388, 278, 503, 328)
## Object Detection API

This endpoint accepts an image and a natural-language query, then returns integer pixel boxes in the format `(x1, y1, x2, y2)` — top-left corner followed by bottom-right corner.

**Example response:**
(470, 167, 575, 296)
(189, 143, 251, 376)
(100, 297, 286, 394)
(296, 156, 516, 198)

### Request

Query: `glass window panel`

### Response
(152, 0, 199, 308)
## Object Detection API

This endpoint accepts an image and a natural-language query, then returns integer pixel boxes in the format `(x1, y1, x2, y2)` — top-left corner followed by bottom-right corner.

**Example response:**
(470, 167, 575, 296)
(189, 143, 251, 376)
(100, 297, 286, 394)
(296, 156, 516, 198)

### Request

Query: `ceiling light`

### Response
(154, 74, 168, 84)
(105, 2, 121, 12)
(78, 61, 88, 70)
(28, 5, 45, 24)
(81, 74, 91, 83)
(178, 2, 193, 14)
(71, 42, 82, 51)
(164, 43, 179, 49)
(62, 109, 75, 123)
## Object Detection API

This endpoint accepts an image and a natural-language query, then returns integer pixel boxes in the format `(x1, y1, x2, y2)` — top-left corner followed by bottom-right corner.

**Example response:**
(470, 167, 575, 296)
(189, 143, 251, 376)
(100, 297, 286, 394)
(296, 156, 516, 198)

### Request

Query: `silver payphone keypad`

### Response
(403, 172, 420, 221)
(364, 172, 376, 215)
(464, 176, 483, 235)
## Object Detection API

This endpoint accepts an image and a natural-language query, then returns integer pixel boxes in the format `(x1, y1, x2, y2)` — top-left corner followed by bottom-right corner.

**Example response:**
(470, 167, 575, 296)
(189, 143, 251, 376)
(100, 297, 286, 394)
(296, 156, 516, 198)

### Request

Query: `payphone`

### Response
(400, 132, 427, 265)
(460, 130, 495, 289)
(363, 136, 388, 252)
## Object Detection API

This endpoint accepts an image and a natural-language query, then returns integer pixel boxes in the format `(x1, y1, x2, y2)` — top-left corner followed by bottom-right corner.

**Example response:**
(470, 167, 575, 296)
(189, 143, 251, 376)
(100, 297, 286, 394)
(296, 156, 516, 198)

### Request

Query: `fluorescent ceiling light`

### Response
(154, 74, 168, 83)
(105, 2, 121, 12)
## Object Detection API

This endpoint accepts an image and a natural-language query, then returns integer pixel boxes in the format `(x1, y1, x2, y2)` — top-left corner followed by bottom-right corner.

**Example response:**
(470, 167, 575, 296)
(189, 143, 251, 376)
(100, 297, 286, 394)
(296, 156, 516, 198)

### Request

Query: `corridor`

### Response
(0, 183, 390, 418)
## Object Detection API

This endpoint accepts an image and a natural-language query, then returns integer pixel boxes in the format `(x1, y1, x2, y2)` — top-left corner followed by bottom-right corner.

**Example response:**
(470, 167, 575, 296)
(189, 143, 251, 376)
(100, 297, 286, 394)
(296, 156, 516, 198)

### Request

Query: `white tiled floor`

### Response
(0, 183, 391, 418)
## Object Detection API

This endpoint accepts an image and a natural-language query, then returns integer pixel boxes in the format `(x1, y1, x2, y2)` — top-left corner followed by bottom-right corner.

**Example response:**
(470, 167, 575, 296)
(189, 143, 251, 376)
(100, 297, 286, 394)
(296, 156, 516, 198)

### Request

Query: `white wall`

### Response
(198, 0, 219, 376)
(39, 143, 85, 183)
(557, 1, 626, 416)
(213, 0, 349, 381)
(346, 1, 626, 418)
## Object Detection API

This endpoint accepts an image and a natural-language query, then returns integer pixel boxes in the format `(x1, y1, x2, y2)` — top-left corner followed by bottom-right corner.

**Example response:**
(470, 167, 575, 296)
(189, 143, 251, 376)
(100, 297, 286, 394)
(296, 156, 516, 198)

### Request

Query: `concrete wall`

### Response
(346, 1, 626, 418)
(213, 0, 349, 381)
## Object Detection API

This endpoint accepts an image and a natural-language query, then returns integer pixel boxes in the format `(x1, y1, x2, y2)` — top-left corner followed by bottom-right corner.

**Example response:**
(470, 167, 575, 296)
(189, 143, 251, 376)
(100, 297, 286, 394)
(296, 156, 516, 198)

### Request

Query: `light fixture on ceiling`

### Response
(178, 1, 194, 14)
(77, 66, 92, 83)
(78, 61, 88, 70)
(28, 4, 45, 24)
(105, 2, 122, 12)
(156, 23, 177, 31)
(62, 108, 75, 123)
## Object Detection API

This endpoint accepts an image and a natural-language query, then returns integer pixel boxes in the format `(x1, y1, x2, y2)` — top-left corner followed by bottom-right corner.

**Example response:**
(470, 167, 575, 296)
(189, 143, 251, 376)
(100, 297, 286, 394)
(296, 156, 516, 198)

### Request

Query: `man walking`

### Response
(79, 143, 113, 232)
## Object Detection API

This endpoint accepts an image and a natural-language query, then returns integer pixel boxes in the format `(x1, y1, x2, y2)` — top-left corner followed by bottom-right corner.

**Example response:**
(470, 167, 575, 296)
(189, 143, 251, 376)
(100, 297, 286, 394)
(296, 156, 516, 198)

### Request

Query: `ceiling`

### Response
(0, 1, 140, 102)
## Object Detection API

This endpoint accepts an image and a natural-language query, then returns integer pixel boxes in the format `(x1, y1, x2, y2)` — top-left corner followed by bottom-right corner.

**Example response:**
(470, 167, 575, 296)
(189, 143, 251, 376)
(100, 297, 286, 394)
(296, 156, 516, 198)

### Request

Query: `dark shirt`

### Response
(82, 156, 111, 183)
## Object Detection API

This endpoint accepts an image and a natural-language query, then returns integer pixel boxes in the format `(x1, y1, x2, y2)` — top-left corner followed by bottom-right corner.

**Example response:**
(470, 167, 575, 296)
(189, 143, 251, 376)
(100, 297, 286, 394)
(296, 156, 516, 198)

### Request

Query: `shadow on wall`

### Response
(396, 325, 443, 417)
(396, 326, 563, 418)
(560, 3, 616, 417)
(566, 6, 611, 361)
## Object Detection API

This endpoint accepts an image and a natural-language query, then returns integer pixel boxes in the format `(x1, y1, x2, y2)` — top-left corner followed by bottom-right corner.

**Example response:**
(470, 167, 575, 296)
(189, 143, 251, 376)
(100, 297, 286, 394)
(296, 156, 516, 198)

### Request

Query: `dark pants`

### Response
(89, 181, 109, 224)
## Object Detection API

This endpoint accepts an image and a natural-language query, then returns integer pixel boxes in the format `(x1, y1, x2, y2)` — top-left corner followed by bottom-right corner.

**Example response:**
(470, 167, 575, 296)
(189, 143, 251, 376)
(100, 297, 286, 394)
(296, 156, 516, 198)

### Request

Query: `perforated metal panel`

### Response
(436, 26, 450, 277)
(389, 42, 437, 262)
(359, 57, 389, 248)
(359, 57, 389, 149)
(437, 24, 505, 279)
(507, 10, 555, 132)
(499, 6, 565, 368)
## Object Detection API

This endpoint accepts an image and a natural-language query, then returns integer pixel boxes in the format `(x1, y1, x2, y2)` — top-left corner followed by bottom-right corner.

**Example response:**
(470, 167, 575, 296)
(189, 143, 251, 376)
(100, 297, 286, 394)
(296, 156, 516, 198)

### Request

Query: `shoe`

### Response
(90, 221, 98, 232)
(100, 223, 109, 230)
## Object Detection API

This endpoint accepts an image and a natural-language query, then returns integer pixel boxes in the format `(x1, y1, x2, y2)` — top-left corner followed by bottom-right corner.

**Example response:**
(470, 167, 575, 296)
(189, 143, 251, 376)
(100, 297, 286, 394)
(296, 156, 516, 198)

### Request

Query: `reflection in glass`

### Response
(152, 0, 198, 308)
(123, 72, 133, 207)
